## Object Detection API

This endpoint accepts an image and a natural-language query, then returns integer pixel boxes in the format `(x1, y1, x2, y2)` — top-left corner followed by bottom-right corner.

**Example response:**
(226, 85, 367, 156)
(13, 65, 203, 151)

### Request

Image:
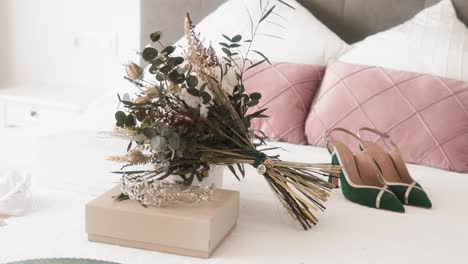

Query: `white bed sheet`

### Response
(1, 133, 467, 264)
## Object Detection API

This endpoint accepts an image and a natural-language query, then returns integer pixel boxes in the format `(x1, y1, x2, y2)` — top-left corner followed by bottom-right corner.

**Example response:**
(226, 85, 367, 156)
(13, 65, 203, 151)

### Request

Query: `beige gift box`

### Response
(86, 186, 239, 258)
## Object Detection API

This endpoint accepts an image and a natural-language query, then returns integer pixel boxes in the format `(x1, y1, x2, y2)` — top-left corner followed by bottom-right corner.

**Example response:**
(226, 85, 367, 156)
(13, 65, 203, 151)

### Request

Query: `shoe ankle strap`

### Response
(358, 127, 396, 149)
(322, 128, 363, 153)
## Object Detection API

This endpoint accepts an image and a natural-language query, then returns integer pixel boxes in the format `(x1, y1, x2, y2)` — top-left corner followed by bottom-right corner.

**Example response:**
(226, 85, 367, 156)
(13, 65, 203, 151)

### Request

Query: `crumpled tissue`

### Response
(0, 170, 32, 216)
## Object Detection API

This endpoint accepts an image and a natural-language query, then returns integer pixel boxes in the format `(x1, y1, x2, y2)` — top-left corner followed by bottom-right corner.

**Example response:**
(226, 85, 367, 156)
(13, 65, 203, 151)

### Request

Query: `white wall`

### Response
(0, 0, 140, 95)
(0, 1, 13, 87)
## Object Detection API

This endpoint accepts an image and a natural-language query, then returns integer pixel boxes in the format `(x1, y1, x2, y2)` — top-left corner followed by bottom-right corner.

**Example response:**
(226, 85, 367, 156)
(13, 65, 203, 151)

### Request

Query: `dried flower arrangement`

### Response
(108, 0, 340, 230)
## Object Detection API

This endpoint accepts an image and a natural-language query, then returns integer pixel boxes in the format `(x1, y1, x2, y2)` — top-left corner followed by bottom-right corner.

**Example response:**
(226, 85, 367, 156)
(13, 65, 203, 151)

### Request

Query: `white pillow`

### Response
(175, 0, 349, 64)
(339, 0, 468, 81)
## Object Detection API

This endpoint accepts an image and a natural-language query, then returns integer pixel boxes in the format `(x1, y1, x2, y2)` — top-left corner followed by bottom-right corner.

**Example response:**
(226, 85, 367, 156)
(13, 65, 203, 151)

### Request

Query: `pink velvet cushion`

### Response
(305, 61, 468, 172)
(244, 62, 325, 144)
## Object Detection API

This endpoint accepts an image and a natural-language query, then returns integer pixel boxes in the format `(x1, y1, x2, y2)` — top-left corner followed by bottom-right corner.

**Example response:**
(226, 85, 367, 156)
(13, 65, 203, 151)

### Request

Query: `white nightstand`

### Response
(0, 87, 86, 128)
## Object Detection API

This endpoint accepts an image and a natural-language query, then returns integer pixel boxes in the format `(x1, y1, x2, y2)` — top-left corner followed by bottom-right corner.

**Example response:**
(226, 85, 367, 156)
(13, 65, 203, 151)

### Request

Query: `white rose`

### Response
(200, 104, 209, 118)
(214, 66, 238, 96)
(178, 88, 202, 108)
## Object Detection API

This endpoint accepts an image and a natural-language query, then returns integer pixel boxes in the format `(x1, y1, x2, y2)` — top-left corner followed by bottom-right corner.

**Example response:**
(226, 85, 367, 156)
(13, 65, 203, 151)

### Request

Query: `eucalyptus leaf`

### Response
(142, 127, 156, 138)
(159, 65, 172, 74)
(157, 171, 172, 180)
(250, 92, 262, 101)
(174, 167, 196, 176)
(178, 139, 187, 152)
(236, 163, 245, 178)
(182, 64, 192, 74)
(187, 87, 200, 97)
(169, 56, 184, 67)
(115, 193, 130, 202)
(260, 5, 276, 23)
(157, 122, 170, 136)
(221, 48, 232, 56)
(186, 173, 195, 185)
(155, 73, 165, 81)
(196, 172, 203, 182)
(201, 92, 212, 104)
(127, 141, 133, 152)
(149, 64, 159, 74)
(161, 46, 175, 55)
(150, 136, 167, 151)
(153, 58, 164, 67)
(272, 12, 288, 22)
(115, 121, 124, 128)
(262, 33, 284, 40)
(199, 83, 208, 92)
(242, 94, 250, 104)
(115, 111, 126, 124)
(246, 59, 267, 71)
(231, 35, 242, 42)
(169, 70, 185, 84)
(278, 0, 296, 9)
(252, 50, 271, 64)
(246, 3, 255, 37)
(150, 31, 162, 42)
(218, 42, 230, 48)
(163, 161, 171, 173)
(157, 152, 168, 161)
(142, 47, 158, 61)
(222, 34, 231, 42)
(186, 75, 199, 88)
(124, 115, 136, 127)
(247, 100, 259, 107)
(246, 108, 268, 119)
(168, 133, 181, 149)
(265, 20, 287, 30)
(228, 165, 240, 181)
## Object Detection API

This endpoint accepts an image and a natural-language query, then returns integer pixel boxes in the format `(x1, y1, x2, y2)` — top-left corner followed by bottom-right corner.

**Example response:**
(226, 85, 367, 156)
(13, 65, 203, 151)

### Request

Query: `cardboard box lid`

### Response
(86, 186, 239, 253)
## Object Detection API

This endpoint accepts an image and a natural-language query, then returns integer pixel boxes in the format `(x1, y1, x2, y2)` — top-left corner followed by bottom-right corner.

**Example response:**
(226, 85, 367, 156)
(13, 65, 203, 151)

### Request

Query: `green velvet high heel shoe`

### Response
(323, 128, 405, 213)
(358, 127, 432, 208)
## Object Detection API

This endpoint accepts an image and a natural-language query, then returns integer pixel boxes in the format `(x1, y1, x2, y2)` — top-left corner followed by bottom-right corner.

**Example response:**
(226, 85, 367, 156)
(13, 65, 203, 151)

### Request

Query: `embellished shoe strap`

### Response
(404, 181, 417, 204)
(376, 186, 389, 209)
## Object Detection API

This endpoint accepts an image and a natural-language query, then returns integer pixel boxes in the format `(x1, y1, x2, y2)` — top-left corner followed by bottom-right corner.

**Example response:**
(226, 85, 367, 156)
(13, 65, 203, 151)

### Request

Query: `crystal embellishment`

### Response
(120, 175, 215, 207)
(256, 164, 267, 175)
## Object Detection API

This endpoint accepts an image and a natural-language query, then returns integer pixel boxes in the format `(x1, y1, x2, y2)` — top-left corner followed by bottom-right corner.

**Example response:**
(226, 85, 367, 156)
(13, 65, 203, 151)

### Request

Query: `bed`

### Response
(2, 0, 468, 263)
(2, 137, 467, 263)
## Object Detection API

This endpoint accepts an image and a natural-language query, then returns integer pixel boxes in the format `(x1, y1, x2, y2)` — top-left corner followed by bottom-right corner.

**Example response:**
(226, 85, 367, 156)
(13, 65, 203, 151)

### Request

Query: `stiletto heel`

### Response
(328, 153, 340, 188)
(323, 128, 404, 212)
(358, 127, 432, 208)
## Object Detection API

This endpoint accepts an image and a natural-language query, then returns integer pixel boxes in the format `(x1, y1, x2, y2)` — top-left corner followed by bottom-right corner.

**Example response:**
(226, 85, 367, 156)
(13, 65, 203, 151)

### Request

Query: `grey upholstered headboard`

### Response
(297, 0, 468, 43)
(140, 0, 225, 46)
(140, 0, 468, 45)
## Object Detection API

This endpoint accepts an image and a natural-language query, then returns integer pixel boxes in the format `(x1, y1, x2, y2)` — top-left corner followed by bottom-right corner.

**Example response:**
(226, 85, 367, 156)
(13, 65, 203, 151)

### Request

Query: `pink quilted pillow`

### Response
(244, 62, 325, 144)
(305, 61, 468, 173)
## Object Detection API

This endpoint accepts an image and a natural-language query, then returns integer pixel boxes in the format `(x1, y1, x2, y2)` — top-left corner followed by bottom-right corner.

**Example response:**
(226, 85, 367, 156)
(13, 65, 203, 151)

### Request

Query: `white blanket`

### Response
(1, 135, 467, 264)
(0, 170, 32, 216)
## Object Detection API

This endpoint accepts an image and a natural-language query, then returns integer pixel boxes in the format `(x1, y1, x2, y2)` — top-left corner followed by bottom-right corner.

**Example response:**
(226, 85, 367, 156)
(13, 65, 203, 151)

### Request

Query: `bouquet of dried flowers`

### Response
(108, 1, 340, 230)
